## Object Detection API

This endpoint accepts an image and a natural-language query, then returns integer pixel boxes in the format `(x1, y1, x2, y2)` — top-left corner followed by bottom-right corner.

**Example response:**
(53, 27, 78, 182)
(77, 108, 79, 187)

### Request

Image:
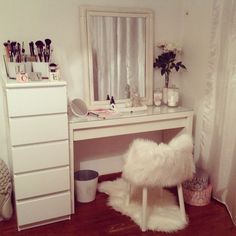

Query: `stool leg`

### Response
(142, 187, 148, 232)
(126, 183, 131, 205)
(177, 184, 186, 221)
(160, 187, 163, 198)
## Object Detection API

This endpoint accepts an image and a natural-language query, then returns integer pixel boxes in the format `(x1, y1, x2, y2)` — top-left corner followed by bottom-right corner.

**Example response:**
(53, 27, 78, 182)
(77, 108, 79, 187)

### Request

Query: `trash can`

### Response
(74, 170, 99, 203)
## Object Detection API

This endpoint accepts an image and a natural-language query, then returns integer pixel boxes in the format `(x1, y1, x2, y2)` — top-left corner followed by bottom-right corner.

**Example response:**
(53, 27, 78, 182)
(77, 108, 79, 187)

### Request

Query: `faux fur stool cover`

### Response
(122, 134, 195, 187)
(99, 178, 188, 232)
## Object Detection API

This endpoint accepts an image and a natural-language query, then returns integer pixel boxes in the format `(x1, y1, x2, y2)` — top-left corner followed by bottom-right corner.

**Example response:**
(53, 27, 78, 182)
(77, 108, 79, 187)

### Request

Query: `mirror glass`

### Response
(80, 7, 153, 107)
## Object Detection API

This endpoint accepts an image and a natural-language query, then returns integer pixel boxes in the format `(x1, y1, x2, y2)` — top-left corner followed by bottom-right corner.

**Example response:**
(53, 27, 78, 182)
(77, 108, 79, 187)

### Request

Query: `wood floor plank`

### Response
(1, 174, 236, 236)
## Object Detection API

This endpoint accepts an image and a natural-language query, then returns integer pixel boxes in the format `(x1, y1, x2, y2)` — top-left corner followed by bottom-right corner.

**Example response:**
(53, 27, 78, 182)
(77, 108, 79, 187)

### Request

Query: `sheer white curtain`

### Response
(90, 16, 145, 101)
(196, 0, 236, 225)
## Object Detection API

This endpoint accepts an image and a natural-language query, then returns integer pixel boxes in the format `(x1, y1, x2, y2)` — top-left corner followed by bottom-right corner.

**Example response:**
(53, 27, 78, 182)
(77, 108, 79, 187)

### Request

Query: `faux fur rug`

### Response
(98, 178, 188, 232)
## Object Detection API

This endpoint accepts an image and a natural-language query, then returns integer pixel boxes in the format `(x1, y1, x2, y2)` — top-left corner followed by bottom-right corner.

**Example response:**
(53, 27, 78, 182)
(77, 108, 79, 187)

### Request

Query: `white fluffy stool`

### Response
(122, 134, 195, 232)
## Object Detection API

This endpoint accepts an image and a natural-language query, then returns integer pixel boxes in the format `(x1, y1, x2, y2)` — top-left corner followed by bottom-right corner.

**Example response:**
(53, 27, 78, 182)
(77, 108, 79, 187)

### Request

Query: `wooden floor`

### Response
(1, 174, 236, 236)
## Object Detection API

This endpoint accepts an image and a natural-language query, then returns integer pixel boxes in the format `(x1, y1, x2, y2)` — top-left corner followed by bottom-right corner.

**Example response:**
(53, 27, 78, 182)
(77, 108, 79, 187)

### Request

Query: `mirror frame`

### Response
(80, 6, 154, 108)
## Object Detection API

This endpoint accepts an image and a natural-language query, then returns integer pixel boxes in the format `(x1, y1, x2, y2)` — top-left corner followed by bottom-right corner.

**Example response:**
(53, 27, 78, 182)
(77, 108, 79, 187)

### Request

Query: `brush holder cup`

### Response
(32, 62, 49, 78)
(4, 62, 32, 79)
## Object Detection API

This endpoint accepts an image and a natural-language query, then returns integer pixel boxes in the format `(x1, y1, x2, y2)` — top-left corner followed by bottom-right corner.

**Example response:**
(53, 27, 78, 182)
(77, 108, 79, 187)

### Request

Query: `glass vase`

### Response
(162, 87, 168, 105)
(153, 89, 162, 106)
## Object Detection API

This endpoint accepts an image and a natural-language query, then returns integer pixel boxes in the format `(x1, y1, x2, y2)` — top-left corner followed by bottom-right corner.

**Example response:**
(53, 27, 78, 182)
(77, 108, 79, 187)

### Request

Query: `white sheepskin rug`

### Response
(98, 178, 188, 232)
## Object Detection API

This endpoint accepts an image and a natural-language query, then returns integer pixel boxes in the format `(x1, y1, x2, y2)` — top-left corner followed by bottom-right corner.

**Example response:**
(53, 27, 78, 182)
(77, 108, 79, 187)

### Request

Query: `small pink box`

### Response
(183, 184, 212, 206)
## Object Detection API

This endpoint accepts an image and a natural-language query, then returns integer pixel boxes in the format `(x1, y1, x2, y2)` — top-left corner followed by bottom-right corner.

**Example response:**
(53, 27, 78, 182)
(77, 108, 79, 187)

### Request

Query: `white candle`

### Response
(167, 88, 179, 107)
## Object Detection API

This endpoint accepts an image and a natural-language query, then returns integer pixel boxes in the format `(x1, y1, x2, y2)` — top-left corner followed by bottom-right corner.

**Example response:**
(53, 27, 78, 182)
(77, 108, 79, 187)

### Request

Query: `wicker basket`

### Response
(183, 184, 212, 206)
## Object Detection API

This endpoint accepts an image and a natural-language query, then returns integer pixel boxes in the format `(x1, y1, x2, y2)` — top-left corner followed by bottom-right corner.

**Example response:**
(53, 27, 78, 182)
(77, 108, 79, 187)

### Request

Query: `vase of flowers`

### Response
(153, 43, 186, 105)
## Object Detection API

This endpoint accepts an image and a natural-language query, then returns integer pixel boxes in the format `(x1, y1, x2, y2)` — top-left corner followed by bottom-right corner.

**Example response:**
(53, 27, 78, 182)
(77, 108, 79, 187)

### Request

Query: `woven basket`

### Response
(183, 184, 212, 206)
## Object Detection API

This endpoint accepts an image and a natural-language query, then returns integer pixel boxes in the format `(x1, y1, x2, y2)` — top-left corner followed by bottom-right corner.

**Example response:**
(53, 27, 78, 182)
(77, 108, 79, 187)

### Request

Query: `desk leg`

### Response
(69, 126, 75, 214)
(163, 113, 194, 142)
(185, 113, 193, 135)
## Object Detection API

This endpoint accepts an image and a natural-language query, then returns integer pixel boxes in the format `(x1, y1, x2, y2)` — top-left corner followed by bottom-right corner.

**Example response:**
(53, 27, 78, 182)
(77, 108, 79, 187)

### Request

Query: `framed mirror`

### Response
(80, 6, 154, 108)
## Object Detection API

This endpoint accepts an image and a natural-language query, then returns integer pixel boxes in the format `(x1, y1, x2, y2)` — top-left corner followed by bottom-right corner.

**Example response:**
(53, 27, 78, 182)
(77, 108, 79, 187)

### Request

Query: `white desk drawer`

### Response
(6, 86, 67, 117)
(14, 166, 70, 200)
(12, 141, 69, 174)
(16, 192, 71, 226)
(9, 114, 68, 146)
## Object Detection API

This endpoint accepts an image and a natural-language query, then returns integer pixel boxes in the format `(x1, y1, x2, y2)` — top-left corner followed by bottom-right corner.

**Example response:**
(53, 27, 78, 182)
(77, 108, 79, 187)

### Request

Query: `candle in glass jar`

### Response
(167, 87, 179, 107)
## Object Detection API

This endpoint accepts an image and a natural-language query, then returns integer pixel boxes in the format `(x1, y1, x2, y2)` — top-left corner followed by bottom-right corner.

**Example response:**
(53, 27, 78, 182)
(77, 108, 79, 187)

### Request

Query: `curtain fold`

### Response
(90, 16, 145, 101)
(196, 0, 236, 225)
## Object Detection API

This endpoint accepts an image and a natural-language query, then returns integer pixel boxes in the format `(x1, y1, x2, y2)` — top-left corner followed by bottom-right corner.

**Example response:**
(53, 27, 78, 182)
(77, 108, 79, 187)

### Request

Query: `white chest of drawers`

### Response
(2, 78, 71, 230)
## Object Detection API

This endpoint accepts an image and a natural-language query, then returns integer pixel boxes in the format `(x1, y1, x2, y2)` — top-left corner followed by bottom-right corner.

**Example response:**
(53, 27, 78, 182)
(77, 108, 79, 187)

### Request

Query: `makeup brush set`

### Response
(3, 39, 52, 63)
(3, 39, 59, 81)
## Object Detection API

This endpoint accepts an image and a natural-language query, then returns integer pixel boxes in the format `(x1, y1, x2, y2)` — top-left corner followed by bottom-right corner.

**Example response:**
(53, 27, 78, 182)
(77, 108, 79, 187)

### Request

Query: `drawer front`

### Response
(12, 141, 69, 174)
(16, 192, 71, 226)
(6, 86, 67, 117)
(9, 114, 68, 146)
(14, 167, 70, 200)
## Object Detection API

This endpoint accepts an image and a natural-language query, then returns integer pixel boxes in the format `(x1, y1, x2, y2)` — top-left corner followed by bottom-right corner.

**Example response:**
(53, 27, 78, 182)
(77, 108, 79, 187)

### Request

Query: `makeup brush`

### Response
(10, 41, 17, 62)
(29, 41, 34, 56)
(29, 41, 38, 61)
(3, 42, 10, 59)
(45, 38, 51, 46)
(21, 42, 26, 62)
(17, 42, 21, 62)
(45, 38, 51, 62)
(35, 40, 44, 62)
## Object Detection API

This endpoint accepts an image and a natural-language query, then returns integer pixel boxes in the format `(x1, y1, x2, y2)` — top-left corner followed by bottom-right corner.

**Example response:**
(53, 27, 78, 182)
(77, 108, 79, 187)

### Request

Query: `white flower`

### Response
(157, 42, 182, 54)
(165, 43, 175, 51)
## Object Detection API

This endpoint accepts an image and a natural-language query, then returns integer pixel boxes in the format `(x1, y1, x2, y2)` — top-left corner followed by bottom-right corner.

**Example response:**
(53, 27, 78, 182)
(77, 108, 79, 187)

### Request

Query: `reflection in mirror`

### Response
(90, 16, 146, 101)
(80, 7, 153, 108)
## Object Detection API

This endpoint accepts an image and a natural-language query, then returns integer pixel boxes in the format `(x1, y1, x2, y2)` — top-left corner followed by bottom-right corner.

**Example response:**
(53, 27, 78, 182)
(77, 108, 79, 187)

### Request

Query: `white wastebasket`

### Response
(74, 170, 99, 203)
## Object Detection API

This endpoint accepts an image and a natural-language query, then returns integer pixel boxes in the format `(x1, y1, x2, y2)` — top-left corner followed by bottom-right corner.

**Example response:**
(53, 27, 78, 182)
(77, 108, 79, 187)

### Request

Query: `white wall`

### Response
(0, 0, 210, 172)
(180, 0, 213, 136)
(0, 0, 183, 96)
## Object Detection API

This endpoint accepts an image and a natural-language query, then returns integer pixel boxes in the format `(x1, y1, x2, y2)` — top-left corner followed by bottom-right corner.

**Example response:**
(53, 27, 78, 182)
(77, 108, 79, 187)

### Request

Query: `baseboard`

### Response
(98, 172, 121, 183)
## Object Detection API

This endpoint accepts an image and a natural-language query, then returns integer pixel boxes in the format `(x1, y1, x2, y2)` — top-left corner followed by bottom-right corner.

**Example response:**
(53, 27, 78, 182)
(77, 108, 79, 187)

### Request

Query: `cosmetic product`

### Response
(110, 96, 115, 104)
(153, 89, 162, 106)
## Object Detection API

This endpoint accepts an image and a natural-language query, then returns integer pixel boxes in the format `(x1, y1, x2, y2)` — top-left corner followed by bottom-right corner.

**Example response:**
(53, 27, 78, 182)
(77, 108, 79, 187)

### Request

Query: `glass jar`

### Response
(153, 89, 162, 106)
(167, 87, 179, 107)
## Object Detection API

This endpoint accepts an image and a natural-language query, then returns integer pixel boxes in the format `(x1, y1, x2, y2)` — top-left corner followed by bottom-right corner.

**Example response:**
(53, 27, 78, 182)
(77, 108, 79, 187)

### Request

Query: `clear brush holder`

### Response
(3, 56, 32, 79)
(32, 62, 49, 78)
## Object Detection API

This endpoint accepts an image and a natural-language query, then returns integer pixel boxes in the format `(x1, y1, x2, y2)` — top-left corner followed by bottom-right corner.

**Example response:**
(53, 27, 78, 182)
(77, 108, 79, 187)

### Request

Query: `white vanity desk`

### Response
(68, 106, 193, 212)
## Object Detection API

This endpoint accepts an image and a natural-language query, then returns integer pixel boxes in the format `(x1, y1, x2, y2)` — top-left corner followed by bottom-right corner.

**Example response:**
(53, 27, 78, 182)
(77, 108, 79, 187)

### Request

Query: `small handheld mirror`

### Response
(70, 98, 88, 117)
